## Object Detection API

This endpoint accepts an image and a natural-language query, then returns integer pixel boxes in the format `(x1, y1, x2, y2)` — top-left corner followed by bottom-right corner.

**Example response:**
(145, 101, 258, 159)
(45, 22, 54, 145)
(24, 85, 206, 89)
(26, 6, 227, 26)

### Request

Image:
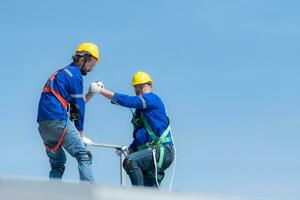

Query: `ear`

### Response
(78, 57, 85, 68)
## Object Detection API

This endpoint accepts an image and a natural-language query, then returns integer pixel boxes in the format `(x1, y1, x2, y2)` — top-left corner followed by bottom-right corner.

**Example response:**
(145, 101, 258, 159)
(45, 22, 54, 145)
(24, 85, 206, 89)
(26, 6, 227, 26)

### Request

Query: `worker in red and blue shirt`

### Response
(89, 71, 174, 187)
(37, 42, 100, 183)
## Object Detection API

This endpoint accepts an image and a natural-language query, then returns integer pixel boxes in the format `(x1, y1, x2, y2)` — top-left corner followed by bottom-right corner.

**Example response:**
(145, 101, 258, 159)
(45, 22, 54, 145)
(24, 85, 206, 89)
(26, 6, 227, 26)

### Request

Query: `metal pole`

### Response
(91, 142, 123, 149)
(90, 142, 126, 187)
(120, 153, 124, 186)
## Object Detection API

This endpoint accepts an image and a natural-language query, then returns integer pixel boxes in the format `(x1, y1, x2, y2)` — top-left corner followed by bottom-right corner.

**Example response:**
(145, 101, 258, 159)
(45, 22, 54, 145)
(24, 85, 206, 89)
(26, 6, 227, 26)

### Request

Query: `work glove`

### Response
(88, 80, 104, 94)
(81, 135, 94, 146)
(115, 146, 129, 157)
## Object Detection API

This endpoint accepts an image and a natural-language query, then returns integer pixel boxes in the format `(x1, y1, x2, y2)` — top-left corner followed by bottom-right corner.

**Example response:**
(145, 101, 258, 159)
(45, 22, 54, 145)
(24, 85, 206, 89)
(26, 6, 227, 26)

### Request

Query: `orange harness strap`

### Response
(44, 126, 68, 153)
(42, 68, 69, 152)
(43, 68, 69, 109)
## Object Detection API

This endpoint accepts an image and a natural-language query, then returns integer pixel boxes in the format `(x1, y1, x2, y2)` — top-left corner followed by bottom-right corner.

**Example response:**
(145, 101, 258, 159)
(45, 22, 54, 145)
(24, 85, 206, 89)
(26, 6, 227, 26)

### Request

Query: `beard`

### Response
(80, 68, 88, 76)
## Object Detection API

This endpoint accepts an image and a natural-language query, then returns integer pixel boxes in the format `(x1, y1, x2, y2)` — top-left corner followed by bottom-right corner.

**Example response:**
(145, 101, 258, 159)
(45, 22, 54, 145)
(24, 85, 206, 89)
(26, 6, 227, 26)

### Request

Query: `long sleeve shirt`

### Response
(113, 92, 172, 151)
(37, 63, 85, 131)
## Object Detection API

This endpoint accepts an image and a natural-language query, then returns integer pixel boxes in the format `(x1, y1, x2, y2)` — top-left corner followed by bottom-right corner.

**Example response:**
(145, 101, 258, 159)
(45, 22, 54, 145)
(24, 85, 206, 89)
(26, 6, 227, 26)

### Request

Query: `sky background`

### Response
(0, 0, 299, 199)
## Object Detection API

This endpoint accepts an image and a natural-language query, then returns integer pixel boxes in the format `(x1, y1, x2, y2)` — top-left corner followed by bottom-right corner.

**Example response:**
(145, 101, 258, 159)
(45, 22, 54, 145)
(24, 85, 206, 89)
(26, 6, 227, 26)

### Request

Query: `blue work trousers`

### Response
(38, 119, 94, 183)
(123, 144, 174, 187)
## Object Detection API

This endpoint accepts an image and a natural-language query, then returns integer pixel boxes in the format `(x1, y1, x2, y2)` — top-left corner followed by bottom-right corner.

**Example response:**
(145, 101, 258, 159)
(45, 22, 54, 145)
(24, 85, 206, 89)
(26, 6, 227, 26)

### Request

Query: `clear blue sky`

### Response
(0, 1, 299, 199)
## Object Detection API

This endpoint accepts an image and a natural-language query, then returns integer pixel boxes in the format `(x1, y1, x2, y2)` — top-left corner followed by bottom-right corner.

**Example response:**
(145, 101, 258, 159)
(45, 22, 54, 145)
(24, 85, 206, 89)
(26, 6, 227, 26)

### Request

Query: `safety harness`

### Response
(133, 112, 172, 182)
(42, 68, 70, 153)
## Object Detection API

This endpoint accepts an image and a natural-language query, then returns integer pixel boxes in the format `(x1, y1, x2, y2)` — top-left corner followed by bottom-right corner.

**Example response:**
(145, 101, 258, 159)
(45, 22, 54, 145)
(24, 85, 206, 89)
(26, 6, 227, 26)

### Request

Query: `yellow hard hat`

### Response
(131, 71, 153, 86)
(76, 42, 100, 62)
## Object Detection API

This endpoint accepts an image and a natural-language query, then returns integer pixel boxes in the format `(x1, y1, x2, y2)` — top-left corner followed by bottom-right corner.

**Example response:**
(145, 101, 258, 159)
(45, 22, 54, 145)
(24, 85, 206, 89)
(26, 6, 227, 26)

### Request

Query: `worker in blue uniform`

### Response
(90, 71, 174, 187)
(37, 42, 101, 183)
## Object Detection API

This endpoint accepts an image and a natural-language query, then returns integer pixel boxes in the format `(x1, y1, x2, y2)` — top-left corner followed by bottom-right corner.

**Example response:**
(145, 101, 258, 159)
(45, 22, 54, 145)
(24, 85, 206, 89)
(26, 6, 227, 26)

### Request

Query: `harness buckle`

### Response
(147, 139, 161, 149)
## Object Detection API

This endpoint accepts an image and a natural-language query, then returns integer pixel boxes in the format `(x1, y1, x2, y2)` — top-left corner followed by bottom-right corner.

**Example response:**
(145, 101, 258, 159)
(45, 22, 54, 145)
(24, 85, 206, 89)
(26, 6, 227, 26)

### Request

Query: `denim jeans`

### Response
(38, 119, 94, 183)
(123, 144, 174, 187)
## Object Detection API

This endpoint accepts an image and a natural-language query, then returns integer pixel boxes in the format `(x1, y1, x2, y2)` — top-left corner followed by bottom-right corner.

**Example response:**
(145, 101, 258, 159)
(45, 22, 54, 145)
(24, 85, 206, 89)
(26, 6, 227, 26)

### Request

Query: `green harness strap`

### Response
(138, 113, 172, 169)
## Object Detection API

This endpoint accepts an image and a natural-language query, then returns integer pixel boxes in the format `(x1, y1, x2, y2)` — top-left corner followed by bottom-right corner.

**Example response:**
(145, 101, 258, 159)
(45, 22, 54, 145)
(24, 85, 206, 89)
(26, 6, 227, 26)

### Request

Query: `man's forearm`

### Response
(85, 91, 94, 103)
(99, 88, 114, 101)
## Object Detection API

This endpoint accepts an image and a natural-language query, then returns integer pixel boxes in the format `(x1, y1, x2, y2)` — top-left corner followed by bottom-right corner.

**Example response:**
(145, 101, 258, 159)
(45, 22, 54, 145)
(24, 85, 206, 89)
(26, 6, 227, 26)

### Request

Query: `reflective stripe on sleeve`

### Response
(70, 94, 84, 98)
(64, 68, 73, 77)
(138, 96, 147, 109)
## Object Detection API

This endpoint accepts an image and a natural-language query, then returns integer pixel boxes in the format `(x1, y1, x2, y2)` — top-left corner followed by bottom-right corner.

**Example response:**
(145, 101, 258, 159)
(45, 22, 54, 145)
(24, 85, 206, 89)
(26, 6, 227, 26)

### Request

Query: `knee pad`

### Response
(87, 151, 93, 163)
(123, 158, 134, 172)
(75, 150, 90, 162)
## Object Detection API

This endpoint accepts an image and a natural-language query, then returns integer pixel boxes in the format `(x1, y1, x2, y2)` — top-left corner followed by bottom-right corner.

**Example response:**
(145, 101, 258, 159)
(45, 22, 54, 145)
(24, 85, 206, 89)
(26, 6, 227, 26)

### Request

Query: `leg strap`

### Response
(44, 120, 69, 153)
